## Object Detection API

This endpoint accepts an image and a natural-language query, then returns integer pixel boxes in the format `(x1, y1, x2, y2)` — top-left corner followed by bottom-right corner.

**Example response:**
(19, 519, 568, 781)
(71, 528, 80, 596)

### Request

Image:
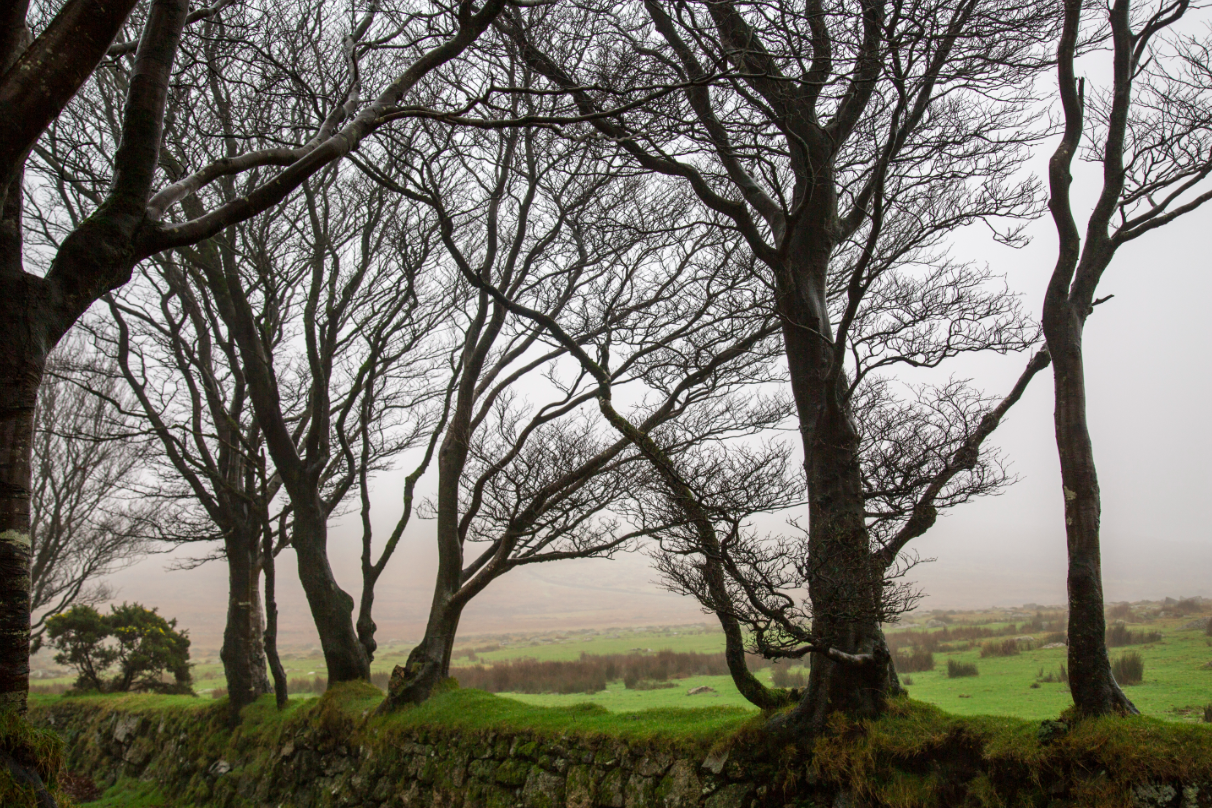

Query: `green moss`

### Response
(374, 687, 755, 753)
(0, 711, 72, 808)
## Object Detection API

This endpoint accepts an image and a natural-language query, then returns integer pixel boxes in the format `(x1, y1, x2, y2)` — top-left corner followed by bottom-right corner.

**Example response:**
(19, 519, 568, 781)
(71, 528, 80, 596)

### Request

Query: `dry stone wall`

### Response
(28, 695, 1212, 808)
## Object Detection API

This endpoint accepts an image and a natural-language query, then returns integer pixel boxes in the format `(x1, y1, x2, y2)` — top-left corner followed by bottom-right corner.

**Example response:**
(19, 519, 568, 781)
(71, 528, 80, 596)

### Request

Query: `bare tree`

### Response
(355, 75, 791, 708)
(1043, 0, 1212, 717)
(29, 338, 152, 650)
(495, 0, 1057, 732)
(0, 0, 507, 718)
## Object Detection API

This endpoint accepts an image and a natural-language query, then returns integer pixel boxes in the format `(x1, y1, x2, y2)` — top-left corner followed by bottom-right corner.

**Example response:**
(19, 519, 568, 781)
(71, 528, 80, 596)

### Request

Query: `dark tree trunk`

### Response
(380, 600, 463, 711)
(775, 246, 891, 733)
(292, 507, 370, 683)
(220, 525, 270, 724)
(0, 223, 48, 711)
(0, 330, 41, 715)
(261, 527, 287, 709)
(1043, 307, 1136, 716)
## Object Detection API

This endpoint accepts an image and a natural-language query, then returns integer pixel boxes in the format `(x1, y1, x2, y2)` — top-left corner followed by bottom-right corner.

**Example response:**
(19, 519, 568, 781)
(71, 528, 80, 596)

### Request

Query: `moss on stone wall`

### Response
(26, 685, 1212, 808)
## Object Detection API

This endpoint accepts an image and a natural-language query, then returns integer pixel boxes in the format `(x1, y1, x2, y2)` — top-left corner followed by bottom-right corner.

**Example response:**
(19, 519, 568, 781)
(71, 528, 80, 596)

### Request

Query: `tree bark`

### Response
(0, 311, 43, 715)
(1043, 306, 1136, 716)
(776, 245, 892, 732)
(292, 506, 369, 683)
(380, 600, 464, 710)
(220, 525, 270, 724)
(262, 526, 287, 709)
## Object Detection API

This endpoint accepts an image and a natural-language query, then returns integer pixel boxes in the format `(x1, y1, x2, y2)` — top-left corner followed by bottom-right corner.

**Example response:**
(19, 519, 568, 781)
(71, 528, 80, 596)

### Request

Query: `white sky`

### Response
(96, 48, 1212, 655)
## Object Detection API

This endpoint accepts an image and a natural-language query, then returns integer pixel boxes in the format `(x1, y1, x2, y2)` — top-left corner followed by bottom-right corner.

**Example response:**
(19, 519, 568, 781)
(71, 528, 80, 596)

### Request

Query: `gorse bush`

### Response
(44, 603, 192, 694)
(980, 639, 1022, 658)
(1106, 623, 1162, 647)
(894, 648, 935, 673)
(947, 659, 979, 678)
(1112, 652, 1145, 685)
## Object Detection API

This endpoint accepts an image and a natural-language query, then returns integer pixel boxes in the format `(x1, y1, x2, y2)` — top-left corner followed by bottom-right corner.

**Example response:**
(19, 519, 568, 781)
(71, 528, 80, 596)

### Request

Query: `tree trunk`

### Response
(292, 507, 370, 683)
(356, 577, 378, 664)
(379, 599, 463, 711)
(219, 525, 270, 724)
(1044, 309, 1137, 716)
(0, 271, 48, 715)
(261, 527, 288, 709)
(774, 247, 892, 733)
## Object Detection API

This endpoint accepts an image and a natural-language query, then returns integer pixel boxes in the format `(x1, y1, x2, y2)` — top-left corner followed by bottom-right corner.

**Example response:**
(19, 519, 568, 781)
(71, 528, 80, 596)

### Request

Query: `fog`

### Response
(98, 149, 1212, 654)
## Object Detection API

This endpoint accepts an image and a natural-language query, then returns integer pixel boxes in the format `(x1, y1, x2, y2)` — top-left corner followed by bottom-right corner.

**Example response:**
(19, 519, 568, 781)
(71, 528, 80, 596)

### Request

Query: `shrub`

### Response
(894, 648, 935, 673)
(1106, 623, 1162, 647)
(44, 603, 192, 694)
(947, 659, 979, 678)
(980, 639, 1020, 658)
(901, 675, 914, 686)
(1112, 652, 1144, 685)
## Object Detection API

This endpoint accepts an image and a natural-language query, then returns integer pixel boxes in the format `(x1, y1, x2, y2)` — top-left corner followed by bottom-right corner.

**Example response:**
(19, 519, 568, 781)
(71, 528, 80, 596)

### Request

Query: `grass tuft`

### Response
(947, 659, 979, 678)
(1112, 652, 1145, 686)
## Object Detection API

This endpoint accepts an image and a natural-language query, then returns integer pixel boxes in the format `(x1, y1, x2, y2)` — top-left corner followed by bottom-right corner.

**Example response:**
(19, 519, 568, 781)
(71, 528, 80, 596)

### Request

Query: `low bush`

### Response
(980, 639, 1020, 658)
(901, 675, 914, 686)
(894, 648, 934, 673)
(1112, 651, 1145, 685)
(947, 659, 979, 678)
(1106, 623, 1162, 647)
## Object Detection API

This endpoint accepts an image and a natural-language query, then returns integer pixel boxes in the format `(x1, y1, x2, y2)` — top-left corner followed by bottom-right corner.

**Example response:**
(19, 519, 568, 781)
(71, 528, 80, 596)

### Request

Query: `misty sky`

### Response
(96, 121, 1212, 654)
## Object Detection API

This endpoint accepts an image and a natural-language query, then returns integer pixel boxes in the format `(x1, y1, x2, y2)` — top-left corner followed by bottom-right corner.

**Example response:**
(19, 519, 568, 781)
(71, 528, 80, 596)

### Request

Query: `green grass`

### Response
(30, 610, 1212, 722)
(377, 685, 756, 748)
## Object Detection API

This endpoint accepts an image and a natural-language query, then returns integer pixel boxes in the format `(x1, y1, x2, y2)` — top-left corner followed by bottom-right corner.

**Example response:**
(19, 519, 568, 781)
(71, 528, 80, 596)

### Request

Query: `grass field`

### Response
(29, 603, 1212, 723)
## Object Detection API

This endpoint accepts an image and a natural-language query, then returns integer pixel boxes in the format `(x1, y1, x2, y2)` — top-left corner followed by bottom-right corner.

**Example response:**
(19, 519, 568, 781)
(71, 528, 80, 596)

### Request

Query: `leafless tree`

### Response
(353, 75, 791, 708)
(1043, 0, 1212, 717)
(491, 0, 1059, 733)
(0, 0, 507, 723)
(28, 338, 153, 651)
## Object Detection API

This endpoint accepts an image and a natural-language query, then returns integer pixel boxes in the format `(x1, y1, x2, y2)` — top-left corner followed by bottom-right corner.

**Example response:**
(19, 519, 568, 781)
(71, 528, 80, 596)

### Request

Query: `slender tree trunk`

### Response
(356, 575, 378, 664)
(292, 506, 369, 683)
(1043, 307, 1136, 716)
(261, 528, 287, 709)
(220, 525, 270, 724)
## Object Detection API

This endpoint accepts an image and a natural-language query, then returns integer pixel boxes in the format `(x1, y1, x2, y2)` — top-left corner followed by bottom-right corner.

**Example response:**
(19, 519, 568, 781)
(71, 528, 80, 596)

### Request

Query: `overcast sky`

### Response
(94, 85, 1212, 654)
